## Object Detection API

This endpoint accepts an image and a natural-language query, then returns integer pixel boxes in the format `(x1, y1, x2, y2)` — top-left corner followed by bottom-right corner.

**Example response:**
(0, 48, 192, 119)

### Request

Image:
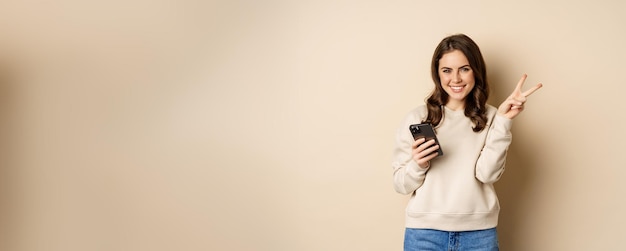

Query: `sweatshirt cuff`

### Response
(494, 114, 513, 132)
(406, 160, 429, 177)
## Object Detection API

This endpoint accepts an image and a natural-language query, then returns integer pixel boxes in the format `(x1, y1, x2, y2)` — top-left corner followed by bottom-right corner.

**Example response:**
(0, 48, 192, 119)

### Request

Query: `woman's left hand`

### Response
(498, 74, 543, 119)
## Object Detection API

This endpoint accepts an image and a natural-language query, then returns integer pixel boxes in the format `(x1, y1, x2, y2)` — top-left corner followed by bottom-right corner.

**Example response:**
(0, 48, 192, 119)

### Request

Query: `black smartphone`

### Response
(409, 123, 444, 156)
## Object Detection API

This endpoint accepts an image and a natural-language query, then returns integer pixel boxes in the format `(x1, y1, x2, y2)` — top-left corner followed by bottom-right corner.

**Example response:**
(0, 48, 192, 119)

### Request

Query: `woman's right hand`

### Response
(412, 138, 440, 169)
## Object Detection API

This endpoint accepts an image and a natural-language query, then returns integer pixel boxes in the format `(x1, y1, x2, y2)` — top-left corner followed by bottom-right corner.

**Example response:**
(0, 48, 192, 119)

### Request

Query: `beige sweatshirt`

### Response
(392, 104, 512, 231)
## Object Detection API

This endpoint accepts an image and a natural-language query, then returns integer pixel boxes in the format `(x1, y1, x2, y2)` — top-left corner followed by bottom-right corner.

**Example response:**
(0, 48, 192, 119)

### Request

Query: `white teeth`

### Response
(451, 86, 463, 91)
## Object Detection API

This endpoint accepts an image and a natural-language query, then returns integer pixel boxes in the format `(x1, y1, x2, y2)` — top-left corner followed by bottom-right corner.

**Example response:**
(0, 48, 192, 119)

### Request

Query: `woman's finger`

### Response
(412, 140, 438, 156)
(411, 138, 426, 148)
(522, 83, 543, 97)
(514, 74, 528, 93)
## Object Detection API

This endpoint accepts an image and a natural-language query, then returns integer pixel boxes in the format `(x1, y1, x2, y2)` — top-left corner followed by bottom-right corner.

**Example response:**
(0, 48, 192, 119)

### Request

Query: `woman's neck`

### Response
(445, 101, 465, 111)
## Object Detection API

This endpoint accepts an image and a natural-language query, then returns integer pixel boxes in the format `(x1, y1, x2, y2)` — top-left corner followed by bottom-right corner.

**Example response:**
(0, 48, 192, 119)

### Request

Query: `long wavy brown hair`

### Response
(424, 34, 489, 132)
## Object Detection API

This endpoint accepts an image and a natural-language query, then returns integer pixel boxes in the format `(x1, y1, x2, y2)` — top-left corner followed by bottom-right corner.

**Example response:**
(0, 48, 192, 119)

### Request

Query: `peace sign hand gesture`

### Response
(497, 74, 543, 119)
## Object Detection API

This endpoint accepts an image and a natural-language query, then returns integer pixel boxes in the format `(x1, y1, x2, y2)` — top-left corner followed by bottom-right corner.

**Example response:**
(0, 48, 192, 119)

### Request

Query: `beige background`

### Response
(1, 0, 624, 250)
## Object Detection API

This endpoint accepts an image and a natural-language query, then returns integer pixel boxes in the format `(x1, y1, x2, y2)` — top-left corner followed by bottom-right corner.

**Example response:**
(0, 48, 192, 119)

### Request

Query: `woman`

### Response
(392, 34, 542, 250)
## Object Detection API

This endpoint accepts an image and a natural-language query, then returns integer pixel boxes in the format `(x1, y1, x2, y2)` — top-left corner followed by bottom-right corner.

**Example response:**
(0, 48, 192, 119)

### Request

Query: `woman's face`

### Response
(438, 49, 475, 109)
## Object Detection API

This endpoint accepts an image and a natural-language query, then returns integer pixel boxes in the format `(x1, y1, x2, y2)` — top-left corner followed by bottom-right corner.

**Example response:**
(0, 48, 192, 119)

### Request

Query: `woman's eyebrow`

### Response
(440, 65, 470, 69)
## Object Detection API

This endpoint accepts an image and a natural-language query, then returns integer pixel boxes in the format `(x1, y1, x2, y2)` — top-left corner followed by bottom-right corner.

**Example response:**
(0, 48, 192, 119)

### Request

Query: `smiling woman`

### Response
(392, 34, 542, 251)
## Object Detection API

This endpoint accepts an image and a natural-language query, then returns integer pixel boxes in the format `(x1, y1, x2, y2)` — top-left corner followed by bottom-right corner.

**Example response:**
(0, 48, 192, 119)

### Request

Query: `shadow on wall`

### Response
(488, 70, 540, 251)
(0, 60, 18, 251)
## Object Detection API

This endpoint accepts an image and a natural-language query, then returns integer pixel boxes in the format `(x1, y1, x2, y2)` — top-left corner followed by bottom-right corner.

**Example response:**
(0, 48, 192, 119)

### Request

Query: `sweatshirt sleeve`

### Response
(392, 117, 429, 195)
(475, 114, 513, 184)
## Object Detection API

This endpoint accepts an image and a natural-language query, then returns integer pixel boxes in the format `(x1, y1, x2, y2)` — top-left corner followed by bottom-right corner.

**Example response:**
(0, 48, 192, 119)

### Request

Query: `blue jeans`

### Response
(404, 228, 499, 251)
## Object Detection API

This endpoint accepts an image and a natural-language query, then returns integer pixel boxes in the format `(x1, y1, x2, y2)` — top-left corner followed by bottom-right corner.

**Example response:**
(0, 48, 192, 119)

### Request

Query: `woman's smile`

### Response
(449, 84, 467, 92)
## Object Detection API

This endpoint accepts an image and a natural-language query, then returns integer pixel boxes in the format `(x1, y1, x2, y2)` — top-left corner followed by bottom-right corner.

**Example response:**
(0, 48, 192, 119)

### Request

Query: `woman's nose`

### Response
(452, 72, 461, 83)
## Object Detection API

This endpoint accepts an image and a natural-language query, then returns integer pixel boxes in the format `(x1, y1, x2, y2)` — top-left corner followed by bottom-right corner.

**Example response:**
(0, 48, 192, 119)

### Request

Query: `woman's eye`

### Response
(461, 67, 471, 72)
(442, 69, 451, 73)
